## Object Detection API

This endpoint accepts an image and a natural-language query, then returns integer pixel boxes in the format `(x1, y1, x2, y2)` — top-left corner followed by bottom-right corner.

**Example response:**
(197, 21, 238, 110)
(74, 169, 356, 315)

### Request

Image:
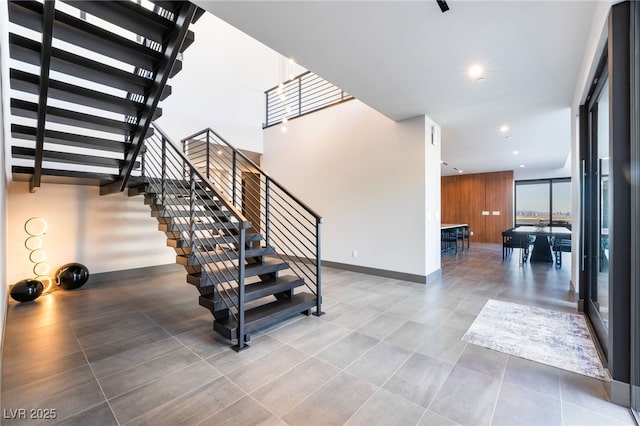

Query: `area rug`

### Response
(461, 299, 608, 380)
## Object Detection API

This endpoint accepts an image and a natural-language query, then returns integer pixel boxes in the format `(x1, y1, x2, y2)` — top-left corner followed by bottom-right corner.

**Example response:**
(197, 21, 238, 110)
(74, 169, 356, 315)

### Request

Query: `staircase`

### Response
(131, 126, 323, 350)
(6, 1, 323, 350)
(7, 0, 202, 191)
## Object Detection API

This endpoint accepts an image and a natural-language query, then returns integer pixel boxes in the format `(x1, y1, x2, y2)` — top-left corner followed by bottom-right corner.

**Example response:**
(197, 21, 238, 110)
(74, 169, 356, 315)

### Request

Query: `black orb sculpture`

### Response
(10, 279, 44, 302)
(55, 263, 90, 290)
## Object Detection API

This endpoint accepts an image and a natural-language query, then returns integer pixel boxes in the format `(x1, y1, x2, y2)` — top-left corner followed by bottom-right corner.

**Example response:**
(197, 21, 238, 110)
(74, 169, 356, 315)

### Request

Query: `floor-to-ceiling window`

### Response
(630, 0, 639, 419)
(514, 178, 571, 227)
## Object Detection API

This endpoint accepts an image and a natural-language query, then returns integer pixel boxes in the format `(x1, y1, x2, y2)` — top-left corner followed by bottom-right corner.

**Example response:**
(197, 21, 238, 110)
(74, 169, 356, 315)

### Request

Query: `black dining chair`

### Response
(502, 230, 531, 264)
(552, 235, 571, 267)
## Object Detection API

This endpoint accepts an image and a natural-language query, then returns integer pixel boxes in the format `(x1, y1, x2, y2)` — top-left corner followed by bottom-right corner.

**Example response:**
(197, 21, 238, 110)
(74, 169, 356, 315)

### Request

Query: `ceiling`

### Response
(195, 1, 598, 176)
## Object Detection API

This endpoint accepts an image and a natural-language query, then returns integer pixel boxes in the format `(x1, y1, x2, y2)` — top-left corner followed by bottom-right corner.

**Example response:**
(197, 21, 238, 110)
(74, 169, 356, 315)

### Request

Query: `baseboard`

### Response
(608, 379, 631, 407)
(87, 263, 182, 285)
(322, 260, 427, 284)
(426, 268, 442, 284)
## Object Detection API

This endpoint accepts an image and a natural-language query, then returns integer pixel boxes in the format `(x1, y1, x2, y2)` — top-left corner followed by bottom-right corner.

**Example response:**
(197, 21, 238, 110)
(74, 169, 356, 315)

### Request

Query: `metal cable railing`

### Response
(264, 71, 354, 128)
(181, 128, 323, 315)
(142, 124, 253, 349)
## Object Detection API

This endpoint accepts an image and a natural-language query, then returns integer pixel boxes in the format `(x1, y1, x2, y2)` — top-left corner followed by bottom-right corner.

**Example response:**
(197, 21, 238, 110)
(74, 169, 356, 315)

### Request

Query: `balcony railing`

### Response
(264, 71, 354, 128)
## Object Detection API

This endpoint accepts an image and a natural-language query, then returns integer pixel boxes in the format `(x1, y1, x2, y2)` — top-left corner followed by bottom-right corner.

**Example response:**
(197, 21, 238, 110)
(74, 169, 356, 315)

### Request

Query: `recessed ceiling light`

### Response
(281, 126, 287, 133)
(458, 170, 464, 174)
(500, 125, 509, 133)
(513, 151, 519, 155)
(468, 65, 484, 80)
(519, 164, 525, 168)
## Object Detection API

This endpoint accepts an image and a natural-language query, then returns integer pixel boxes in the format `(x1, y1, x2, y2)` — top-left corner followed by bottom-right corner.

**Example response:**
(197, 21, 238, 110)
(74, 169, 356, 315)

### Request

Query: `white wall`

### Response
(262, 100, 431, 278)
(425, 117, 441, 278)
(5, 182, 175, 286)
(157, 12, 304, 152)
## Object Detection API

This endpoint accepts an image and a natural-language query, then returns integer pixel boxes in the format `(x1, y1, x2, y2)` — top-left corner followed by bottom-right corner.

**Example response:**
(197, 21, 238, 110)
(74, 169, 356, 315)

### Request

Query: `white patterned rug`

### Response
(462, 299, 608, 380)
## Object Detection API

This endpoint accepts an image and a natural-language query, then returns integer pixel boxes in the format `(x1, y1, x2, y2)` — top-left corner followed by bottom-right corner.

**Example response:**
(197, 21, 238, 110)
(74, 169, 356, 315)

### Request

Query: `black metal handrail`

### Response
(264, 70, 354, 128)
(142, 123, 252, 348)
(180, 128, 323, 315)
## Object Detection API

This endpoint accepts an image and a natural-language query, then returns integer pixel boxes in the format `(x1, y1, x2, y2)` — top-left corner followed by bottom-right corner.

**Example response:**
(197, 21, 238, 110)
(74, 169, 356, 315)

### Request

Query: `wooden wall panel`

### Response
(441, 170, 514, 243)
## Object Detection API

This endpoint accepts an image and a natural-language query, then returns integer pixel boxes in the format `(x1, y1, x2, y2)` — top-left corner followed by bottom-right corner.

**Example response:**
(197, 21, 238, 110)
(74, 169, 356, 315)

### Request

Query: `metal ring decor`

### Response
(24, 217, 52, 293)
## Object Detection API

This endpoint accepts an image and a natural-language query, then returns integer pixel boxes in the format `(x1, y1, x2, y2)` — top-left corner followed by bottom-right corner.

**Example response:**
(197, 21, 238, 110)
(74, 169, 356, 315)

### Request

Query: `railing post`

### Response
(265, 91, 269, 127)
(189, 169, 196, 255)
(265, 177, 271, 246)
(234, 225, 248, 352)
(206, 130, 210, 180)
(181, 139, 187, 180)
(161, 137, 166, 204)
(232, 151, 237, 207)
(313, 218, 324, 316)
(298, 76, 302, 116)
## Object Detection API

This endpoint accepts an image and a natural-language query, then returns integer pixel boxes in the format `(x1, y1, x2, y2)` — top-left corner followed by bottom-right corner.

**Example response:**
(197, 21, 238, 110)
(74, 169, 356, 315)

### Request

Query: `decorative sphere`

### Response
(55, 263, 90, 290)
(10, 279, 44, 302)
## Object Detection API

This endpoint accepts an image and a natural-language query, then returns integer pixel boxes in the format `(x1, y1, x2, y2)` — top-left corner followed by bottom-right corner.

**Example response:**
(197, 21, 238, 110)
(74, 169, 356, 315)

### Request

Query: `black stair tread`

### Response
(9, 34, 169, 98)
(11, 124, 127, 153)
(12, 165, 116, 185)
(11, 146, 138, 169)
(9, 1, 161, 71)
(158, 221, 225, 232)
(187, 258, 289, 287)
(212, 292, 316, 338)
(177, 246, 276, 265)
(148, 1, 205, 23)
(10, 69, 159, 119)
(11, 98, 146, 136)
(68, 1, 174, 43)
(199, 275, 305, 312)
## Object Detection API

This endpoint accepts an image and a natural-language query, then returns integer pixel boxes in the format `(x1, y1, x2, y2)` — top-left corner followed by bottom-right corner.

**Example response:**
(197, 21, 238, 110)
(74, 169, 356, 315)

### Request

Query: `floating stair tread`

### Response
(9, 33, 164, 97)
(11, 124, 127, 153)
(10, 69, 158, 118)
(12, 165, 116, 186)
(69, 1, 174, 43)
(9, 0, 160, 70)
(177, 246, 276, 265)
(213, 292, 316, 338)
(11, 146, 137, 169)
(11, 98, 144, 136)
(199, 275, 304, 312)
(187, 258, 289, 287)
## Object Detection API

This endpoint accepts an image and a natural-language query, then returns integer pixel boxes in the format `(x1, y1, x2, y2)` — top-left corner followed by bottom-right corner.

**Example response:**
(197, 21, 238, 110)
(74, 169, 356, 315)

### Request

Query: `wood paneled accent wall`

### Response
(441, 171, 514, 243)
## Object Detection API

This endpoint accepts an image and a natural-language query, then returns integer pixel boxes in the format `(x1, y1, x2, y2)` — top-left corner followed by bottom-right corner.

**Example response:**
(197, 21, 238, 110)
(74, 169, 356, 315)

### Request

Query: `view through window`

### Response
(515, 178, 572, 226)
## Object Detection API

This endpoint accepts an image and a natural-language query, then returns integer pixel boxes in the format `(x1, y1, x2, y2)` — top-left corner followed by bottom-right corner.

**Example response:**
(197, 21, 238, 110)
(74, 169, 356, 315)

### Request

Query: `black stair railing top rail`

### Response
(142, 124, 252, 348)
(181, 128, 324, 316)
(264, 70, 354, 128)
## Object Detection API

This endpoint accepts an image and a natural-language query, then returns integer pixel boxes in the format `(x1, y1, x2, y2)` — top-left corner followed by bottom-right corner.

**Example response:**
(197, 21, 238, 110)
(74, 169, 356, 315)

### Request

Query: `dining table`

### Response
(507, 225, 572, 262)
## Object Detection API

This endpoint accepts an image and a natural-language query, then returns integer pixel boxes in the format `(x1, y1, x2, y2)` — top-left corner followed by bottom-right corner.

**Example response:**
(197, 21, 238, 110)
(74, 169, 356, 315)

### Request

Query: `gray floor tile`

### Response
(384, 320, 436, 351)
(198, 395, 286, 426)
(53, 402, 117, 426)
(316, 331, 379, 368)
(109, 361, 221, 424)
(419, 410, 462, 426)
(288, 320, 352, 355)
(383, 352, 452, 408)
(251, 357, 340, 417)
(355, 313, 407, 340)
(1, 351, 87, 392)
(491, 381, 562, 426)
(429, 365, 501, 426)
(559, 370, 634, 423)
(205, 334, 284, 375)
(416, 325, 467, 364)
(345, 388, 425, 426)
(502, 355, 561, 398)
(173, 325, 231, 359)
(226, 345, 308, 393)
(346, 340, 412, 386)
(323, 302, 381, 330)
(562, 401, 636, 426)
(282, 372, 378, 426)
(455, 344, 508, 379)
(265, 315, 326, 343)
(83, 327, 171, 364)
(125, 377, 246, 426)
(99, 346, 201, 398)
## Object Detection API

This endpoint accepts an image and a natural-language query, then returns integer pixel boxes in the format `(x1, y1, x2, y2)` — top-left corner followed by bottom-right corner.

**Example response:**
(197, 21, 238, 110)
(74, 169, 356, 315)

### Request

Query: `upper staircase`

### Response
(6, 0, 203, 191)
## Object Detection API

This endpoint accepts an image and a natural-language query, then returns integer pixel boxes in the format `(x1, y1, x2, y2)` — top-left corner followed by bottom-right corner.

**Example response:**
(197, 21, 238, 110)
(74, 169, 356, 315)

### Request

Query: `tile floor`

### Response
(1, 243, 637, 425)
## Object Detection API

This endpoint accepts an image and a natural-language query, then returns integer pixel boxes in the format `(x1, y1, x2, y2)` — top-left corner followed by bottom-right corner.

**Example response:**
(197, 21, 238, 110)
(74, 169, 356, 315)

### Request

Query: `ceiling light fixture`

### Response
(513, 150, 519, 155)
(519, 164, 525, 168)
(436, 0, 450, 13)
(468, 64, 484, 81)
(500, 125, 509, 133)
(458, 170, 464, 174)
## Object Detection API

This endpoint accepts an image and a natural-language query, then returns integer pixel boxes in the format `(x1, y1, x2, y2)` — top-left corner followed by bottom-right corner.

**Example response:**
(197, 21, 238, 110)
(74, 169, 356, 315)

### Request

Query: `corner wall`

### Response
(5, 182, 175, 286)
(262, 100, 434, 280)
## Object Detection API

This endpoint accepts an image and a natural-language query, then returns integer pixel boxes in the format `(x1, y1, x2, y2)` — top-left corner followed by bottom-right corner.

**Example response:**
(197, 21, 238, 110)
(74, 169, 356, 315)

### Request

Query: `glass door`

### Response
(586, 70, 610, 351)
